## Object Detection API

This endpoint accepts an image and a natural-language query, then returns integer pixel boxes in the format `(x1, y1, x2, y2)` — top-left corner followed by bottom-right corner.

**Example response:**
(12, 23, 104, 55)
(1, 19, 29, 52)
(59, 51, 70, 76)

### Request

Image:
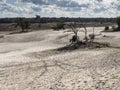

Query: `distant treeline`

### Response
(0, 17, 115, 23)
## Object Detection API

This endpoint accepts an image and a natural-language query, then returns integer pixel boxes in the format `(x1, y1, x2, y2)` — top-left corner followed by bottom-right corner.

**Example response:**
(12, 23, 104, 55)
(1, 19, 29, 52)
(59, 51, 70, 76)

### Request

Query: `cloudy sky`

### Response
(0, 0, 120, 18)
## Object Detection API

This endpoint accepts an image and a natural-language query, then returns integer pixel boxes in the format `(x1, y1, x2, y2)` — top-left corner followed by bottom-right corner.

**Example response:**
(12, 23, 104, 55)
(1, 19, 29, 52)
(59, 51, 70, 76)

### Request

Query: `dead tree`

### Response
(68, 22, 89, 44)
(66, 22, 98, 48)
(76, 23, 89, 45)
(68, 22, 80, 43)
(89, 26, 95, 43)
(82, 24, 88, 43)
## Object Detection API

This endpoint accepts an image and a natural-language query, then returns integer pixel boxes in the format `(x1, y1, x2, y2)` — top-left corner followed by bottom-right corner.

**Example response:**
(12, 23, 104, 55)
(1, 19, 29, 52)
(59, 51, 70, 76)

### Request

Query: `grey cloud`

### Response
(21, 0, 81, 8)
(56, 0, 80, 7)
(117, 5, 120, 10)
(32, 7, 41, 12)
(63, 4, 89, 12)
(21, 0, 48, 5)
(94, 7, 106, 13)
(21, 0, 89, 12)
(0, 3, 11, 11)
(97, 0, 102, 2)
(0, 0, 120, 18)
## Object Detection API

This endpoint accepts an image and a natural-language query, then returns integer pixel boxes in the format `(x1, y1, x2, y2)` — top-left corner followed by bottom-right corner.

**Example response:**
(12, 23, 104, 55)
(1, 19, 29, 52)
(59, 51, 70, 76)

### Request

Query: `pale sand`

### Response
(0, 27, 120, 90)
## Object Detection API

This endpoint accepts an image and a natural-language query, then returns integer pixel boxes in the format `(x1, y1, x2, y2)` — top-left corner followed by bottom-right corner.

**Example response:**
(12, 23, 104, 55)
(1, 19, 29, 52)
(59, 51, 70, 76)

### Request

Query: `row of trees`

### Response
(0, 17, 115, 23)
(15, 16, 120, 33)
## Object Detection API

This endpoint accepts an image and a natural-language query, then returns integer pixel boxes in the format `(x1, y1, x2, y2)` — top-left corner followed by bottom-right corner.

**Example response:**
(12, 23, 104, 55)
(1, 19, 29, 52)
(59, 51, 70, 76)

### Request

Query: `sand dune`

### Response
(0, 27, 120, 90)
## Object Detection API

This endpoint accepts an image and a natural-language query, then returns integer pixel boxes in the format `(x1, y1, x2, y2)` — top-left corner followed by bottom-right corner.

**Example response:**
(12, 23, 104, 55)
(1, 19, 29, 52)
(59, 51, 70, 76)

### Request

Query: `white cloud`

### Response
(0, 0, 120, 18)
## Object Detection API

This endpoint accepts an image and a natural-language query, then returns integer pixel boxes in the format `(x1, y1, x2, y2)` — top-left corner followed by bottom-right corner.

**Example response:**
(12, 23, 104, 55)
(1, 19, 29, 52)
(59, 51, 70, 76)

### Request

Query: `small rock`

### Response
(84, 81, 87, 83)
(50, 87, 53, 89)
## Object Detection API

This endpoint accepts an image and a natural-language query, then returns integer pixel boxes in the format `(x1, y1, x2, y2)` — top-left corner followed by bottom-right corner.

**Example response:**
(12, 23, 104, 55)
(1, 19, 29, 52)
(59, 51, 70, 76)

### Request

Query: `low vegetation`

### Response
(116, 16, 120, 31)
(15, 18, 31, 32)
(116, 17, 120, 27)
(104, 26, 109, 31)
(103, 16, 120, 32)
(52, 22, 65, 30)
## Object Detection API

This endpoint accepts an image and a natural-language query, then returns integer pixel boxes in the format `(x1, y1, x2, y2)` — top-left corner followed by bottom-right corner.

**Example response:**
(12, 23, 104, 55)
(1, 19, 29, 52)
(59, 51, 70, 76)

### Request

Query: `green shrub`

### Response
(116, 16, 120, 27)
(104, 26, 109, 31)
(111, 25, 117, 31)
(16, 18, 30, 32)
(52, 22, 65, 30)
(115, 17, 120, 31)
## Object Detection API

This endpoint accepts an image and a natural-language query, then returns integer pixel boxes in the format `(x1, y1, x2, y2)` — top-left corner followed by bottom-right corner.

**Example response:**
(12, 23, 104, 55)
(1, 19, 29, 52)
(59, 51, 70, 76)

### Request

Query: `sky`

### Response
(0, 0, 120, 18)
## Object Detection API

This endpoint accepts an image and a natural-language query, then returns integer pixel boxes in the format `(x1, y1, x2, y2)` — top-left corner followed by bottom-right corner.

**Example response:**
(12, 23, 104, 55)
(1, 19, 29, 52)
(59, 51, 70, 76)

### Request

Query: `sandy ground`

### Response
(0, 27, 120, 90)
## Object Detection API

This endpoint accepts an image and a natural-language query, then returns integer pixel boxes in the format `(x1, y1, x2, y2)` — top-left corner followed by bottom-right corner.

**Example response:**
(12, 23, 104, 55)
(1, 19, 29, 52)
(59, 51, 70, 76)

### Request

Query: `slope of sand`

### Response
(0, 27, 120, 90)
